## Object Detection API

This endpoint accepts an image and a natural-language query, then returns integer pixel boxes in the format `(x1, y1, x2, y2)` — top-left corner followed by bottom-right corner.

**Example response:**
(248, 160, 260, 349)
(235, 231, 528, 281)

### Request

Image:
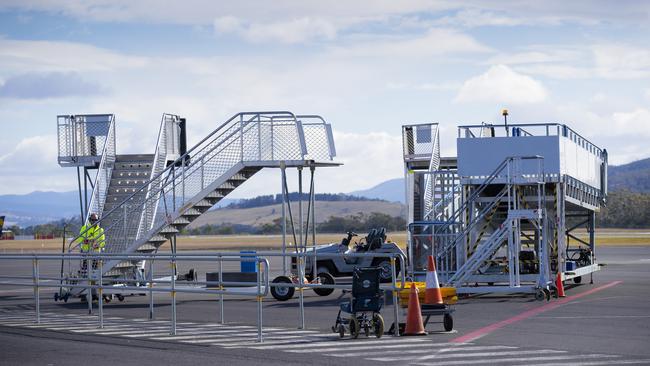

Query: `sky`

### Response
(0, 1, 649, 197)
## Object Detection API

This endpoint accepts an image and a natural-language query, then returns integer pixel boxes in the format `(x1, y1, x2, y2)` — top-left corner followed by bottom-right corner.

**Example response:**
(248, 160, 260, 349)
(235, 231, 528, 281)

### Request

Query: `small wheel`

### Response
(574, 276, 582, 284)
(534, 290, 545, 301)
(270, 276, 295, 301)
(350, 317, 360, 339)
(443, 313, 453, 332)
(54, 293, 59, 302)
(373, 314, 384, 338)
(338, 324, 345, 338)
(313, 272, 335, 297)
(117, 294, 125, 302)
(544, 288, 551, 301)
(63, 294, 69, 303)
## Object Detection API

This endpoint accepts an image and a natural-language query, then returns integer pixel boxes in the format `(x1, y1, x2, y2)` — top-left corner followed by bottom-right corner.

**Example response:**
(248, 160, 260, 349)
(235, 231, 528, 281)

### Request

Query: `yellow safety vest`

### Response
(77, 224, 105, 252)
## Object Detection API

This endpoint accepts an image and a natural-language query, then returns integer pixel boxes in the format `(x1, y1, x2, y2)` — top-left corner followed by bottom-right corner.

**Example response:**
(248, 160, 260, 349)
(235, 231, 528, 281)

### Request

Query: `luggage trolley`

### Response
(333, 267, 385, 339)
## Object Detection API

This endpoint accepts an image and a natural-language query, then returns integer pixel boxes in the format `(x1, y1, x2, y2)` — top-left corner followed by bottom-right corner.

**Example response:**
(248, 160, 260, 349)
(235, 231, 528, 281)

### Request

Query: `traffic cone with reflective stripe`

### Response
(425, 255, 444, 305)
(556, 272, 566, 298)
(404, 283, 426, 336)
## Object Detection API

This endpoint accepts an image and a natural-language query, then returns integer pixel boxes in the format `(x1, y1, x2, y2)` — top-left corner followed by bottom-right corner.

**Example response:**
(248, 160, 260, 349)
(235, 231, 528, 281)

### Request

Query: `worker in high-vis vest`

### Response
(78, 213, 105, 272)
(78, 213, 105, 253)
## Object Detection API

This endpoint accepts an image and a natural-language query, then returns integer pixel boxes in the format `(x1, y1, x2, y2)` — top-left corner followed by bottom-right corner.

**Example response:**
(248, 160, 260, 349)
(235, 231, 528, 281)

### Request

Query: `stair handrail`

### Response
(66, 112, 291, 252)
(137, 113, 181, 239)
(65, 111, 335, 257)
(67, 116, 116, 252)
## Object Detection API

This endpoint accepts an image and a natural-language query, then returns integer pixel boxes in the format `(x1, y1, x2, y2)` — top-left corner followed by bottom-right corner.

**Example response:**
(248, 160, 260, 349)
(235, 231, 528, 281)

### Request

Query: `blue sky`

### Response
(0, 1, 649, 196)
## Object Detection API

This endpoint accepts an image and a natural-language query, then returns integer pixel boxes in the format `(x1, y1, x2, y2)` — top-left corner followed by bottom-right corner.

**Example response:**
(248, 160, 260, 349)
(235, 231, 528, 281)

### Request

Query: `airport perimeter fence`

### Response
(0, 251, 406, 342)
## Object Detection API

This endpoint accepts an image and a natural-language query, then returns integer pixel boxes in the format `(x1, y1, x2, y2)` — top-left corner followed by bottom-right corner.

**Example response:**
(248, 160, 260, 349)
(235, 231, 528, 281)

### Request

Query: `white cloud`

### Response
(644, 89, 650, 101)
(0, 135, 73, 194)
(214, 16, 337, 44)
(611, 108, 650, 137)
(435, 8, 525, 27)
(593, 44, 650, 79)
(333, 28, 491, 58)
(0, 39, 148, 74)
(454, 65, 548, 104)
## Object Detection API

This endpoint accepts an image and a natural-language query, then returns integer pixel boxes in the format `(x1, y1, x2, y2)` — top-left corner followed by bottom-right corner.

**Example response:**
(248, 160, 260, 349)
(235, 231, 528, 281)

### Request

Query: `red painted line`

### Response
(451, 280, 623, 343)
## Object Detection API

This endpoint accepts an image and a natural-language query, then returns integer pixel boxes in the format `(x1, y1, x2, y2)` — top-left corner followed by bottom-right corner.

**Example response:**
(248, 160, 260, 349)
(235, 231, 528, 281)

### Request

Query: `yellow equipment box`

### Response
(396, 282, 457, 307)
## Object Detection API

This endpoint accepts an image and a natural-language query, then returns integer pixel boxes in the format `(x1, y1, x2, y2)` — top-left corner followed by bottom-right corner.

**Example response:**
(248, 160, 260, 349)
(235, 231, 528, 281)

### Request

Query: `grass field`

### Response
(1, 229, 649, 252)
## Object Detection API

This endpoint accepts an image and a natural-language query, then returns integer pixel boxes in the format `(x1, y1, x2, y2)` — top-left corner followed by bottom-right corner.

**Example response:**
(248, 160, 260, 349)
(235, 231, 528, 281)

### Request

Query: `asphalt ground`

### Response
(1, 246, 649, 365)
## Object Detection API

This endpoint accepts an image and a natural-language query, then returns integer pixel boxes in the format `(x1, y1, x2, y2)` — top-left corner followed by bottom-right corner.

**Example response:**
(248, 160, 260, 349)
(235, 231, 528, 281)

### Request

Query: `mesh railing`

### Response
(69, 111, 336, 259)
(57, 114, 115, 167)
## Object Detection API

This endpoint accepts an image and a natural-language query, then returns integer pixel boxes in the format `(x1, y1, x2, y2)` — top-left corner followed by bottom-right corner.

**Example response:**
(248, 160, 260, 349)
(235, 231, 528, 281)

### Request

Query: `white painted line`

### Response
(184, 335, 305, 344)
(370, 349, 567, 362)
(528, 360, 650, 366)
(255, 337, 431, 350)
(326, 345, 516, 357)
(149, 329, 320, 341)
(221, 337, 336, 348)
(412, 354, 619, 366)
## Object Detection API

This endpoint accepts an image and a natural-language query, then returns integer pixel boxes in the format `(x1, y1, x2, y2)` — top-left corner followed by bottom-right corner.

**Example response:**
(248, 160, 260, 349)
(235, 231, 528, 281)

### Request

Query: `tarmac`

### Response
(1, 246, 650, 365)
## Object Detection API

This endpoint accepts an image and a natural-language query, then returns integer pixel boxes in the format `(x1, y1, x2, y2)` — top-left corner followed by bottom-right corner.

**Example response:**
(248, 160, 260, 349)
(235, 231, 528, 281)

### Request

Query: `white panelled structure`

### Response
(404, 122, 607, 298)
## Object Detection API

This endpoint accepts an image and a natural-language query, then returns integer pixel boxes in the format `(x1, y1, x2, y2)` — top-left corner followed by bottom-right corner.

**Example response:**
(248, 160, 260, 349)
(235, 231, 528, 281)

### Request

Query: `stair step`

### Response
(173, 217, 191, 225)
(182, 208, 202, 217)
(159, 225, 179, 234)
(136, 244, 158, 252)
(116, 154, 154, 162)
(205, 191, 224, 199)
(194, 199, 214, 208)
(148, 235, 168, 243)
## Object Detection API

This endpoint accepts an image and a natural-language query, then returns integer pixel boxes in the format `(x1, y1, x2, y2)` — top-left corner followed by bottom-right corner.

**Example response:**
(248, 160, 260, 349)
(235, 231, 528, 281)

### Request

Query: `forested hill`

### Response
(609, 158, 650, 193)
(225, 193, 381, 209)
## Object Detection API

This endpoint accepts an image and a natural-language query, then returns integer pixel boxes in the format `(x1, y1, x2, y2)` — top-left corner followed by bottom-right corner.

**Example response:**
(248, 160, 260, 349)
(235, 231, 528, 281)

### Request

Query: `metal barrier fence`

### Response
(0, 251, 406, 342)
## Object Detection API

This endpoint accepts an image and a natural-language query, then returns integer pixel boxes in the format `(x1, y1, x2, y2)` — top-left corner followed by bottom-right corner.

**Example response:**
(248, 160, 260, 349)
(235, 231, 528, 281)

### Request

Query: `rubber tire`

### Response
(534, 290, 545, 301)
(338, 324, 345, 338)
(117, 294, 125, 302)
(271, 276, 295, 301)
(313, 272, 335, 297)
(443, 313, 453, 332)
(54, 293, 59, 302)
(574, 276, 582, 284)
(350, 317, 360, 339)
(373, 314, 384, 338)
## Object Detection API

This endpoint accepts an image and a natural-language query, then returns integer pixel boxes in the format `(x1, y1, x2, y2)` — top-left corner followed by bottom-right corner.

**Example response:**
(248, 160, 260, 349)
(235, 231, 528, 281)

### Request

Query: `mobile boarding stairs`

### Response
(403, 122, 607, 298)
(57, 112, 337, 298)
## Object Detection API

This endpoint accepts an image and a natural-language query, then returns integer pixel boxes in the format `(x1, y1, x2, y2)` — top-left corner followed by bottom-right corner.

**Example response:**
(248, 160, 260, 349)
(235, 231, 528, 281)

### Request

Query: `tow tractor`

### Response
(270, 228, 405, 301)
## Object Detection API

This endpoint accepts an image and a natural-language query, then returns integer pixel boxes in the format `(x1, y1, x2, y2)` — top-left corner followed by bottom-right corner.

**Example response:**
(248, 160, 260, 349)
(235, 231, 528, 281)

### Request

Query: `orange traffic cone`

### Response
(425, 255, 443, 305)
(556, 272, 566, 297)
(404, 283, 426, 336)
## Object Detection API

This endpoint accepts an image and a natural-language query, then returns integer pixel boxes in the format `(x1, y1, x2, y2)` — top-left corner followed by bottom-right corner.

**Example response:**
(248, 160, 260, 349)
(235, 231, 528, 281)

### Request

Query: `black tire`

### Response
(54, 293, 59, 302)
(350, 316, 360, 339)
(117, 294, 125, 302)
(271, 276, 295, 301)
(313, 272, 335, 297)
(338, 324, 345, 338)
(574, 276, 582, 284)
(374, 259, 400, 283)
(63, 294, 69, 303)
(534, 290, 545, 301)
(443, 313, 453, 332)
(373, 313, 384, 338)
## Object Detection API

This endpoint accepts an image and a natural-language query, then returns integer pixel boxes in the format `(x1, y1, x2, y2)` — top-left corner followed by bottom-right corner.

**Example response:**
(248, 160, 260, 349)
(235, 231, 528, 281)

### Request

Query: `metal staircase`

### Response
(61, 111, 337, 287)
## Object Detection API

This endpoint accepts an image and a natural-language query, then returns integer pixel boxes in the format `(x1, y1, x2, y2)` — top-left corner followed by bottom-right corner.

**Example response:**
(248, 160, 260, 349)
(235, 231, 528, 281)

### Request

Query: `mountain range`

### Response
(2, 157, 648, 227)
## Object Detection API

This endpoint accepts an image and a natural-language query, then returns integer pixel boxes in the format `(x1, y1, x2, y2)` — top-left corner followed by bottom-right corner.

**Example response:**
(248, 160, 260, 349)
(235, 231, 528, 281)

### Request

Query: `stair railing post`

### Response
(170, 256, 177, 335)
(149, 258, 154, 320)
(98, 258, 104, 329)
(219, 254, 224, 324)
(87, 253, 92, 315)
(32, 257, 40, 324)
(257, 114, 262, 161)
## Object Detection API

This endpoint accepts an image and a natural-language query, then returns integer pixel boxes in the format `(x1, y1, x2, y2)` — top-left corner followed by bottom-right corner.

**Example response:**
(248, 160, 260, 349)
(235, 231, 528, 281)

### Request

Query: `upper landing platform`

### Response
(456, 123, 607, 193)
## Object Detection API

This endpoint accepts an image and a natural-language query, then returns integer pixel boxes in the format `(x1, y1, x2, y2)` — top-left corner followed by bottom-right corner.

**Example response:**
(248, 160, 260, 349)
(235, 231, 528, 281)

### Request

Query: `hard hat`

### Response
(89, 213, 99, 221)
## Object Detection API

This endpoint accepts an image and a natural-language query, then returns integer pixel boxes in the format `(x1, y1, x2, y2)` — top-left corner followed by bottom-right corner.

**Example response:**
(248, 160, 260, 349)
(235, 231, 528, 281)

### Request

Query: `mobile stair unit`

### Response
(403, 122, 607, 297)
(57, 112, 337, 297)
